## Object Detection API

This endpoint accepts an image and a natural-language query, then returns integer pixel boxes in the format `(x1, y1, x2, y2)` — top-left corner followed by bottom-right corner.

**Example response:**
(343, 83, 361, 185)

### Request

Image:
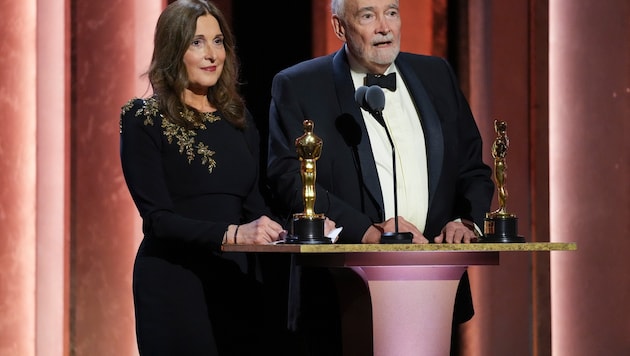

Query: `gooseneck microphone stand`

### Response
(355, 85, 413, 244)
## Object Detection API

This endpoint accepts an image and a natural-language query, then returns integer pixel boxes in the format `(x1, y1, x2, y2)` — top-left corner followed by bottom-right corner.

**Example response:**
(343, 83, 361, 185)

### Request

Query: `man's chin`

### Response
(372, 52, 399, 65)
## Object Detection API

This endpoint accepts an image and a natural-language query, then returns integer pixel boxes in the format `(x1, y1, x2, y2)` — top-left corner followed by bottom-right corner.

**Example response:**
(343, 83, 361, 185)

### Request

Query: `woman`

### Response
(120, 1, 288, 354)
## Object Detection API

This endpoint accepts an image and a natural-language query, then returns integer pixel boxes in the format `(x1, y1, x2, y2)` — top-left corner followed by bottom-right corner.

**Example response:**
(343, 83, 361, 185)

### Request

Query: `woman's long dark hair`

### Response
(147, 0, 245, 128)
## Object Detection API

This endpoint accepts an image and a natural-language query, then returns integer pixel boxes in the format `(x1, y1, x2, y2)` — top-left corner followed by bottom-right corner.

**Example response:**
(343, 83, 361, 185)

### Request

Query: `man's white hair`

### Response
(331, 0, 344, 17)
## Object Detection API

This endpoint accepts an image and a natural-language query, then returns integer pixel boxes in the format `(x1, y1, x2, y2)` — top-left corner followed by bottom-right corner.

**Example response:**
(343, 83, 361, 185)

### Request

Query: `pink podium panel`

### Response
(342, 252, 497, 356)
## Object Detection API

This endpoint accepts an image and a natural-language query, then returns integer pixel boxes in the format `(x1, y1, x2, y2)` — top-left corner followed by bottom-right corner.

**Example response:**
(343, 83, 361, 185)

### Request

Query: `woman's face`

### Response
(183, 14, 225, 94)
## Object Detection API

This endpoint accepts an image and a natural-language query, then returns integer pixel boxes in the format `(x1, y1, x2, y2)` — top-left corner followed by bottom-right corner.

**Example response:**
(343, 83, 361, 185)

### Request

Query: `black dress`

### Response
(120, 97, 283, 356)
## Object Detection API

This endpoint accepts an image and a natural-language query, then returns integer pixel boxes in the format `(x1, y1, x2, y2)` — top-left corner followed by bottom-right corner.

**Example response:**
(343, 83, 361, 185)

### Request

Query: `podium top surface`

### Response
(221, 242, 577, 254)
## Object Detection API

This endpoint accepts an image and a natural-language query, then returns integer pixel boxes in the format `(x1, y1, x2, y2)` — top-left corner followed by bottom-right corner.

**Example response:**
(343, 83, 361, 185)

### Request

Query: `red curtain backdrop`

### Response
(0, 0, 627, 355)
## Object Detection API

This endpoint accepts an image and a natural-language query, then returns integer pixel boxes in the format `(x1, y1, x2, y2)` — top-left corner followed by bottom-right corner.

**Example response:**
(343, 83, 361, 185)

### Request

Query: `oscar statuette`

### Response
(481, 120, 525, 243)
(286, 120, 331, 244)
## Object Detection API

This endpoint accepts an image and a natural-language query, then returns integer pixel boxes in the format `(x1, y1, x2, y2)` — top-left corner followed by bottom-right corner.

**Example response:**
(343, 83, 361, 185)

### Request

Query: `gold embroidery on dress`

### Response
(122, 97, 220, 173)
(202, 111, 220, 123)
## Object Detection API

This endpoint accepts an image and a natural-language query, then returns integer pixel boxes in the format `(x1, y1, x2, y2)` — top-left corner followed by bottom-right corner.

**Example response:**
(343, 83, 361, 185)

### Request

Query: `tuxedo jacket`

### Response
(267, 48, 494, 242)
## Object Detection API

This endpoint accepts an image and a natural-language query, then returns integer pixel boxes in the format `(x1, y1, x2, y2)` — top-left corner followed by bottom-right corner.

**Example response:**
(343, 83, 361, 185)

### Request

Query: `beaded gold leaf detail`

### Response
(123, 97, 220, 173)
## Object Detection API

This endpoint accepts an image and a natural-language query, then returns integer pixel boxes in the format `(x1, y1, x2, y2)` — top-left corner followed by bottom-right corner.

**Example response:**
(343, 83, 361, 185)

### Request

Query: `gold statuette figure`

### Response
(287, 120, 330, 244)
(482, 119, 525, 242)
(295, 119, 322, 217)
(491, 119, 511, 216)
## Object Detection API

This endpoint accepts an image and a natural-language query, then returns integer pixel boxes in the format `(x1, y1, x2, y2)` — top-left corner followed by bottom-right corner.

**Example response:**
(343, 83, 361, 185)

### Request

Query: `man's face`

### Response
(337, 0, 401, 74)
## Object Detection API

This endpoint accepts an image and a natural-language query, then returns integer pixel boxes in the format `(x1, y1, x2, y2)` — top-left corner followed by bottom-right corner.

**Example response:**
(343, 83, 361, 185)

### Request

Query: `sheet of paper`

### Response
(327, 227, 342, 243)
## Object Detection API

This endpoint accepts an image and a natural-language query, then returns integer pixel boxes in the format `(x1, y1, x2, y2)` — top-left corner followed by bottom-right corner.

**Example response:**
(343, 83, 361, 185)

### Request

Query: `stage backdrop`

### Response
(0, 0, 627, 355)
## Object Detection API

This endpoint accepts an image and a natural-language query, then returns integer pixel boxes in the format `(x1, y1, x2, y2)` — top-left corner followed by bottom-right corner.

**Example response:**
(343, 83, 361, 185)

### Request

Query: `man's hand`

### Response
(361, 216, 429, 244)
(433, 220, 479, 244)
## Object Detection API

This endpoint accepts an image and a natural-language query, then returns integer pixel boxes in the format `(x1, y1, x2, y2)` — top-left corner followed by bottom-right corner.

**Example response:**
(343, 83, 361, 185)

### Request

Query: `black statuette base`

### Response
(286, 215, 331, 244)
(481, 214, 525, 243)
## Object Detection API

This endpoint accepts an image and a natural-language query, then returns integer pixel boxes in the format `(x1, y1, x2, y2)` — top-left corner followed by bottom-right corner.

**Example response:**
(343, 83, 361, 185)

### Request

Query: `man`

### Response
(267, 0, 494, 354)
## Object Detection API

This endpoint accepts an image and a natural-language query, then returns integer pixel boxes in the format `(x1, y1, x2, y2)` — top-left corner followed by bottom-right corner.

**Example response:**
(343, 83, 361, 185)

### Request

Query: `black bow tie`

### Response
(364, 72, 397, 91)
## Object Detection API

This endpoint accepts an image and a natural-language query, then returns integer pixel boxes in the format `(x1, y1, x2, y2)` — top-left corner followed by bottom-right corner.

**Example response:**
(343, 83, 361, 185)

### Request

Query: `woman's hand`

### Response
(227, 216, 287, 244)
(323, 217, 337, 236)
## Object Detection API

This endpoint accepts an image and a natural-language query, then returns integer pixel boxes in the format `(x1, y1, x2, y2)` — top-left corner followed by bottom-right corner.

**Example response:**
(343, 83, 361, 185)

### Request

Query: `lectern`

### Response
(222, 242, 576, 356)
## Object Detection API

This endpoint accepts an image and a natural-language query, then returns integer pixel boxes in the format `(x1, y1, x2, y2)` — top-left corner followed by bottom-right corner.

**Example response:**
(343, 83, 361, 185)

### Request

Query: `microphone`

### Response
(354, 85, 369, 110)
(356, 85, 413, 244)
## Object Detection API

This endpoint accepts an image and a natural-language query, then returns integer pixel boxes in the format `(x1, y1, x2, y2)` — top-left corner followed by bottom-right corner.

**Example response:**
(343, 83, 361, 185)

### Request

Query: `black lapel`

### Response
(396, 57, 444, 203)
(332, 49, 385, 218)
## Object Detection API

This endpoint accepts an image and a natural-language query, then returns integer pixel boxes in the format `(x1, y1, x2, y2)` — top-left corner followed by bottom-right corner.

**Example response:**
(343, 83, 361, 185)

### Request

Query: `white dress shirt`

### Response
(351, 65, 429, 232)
